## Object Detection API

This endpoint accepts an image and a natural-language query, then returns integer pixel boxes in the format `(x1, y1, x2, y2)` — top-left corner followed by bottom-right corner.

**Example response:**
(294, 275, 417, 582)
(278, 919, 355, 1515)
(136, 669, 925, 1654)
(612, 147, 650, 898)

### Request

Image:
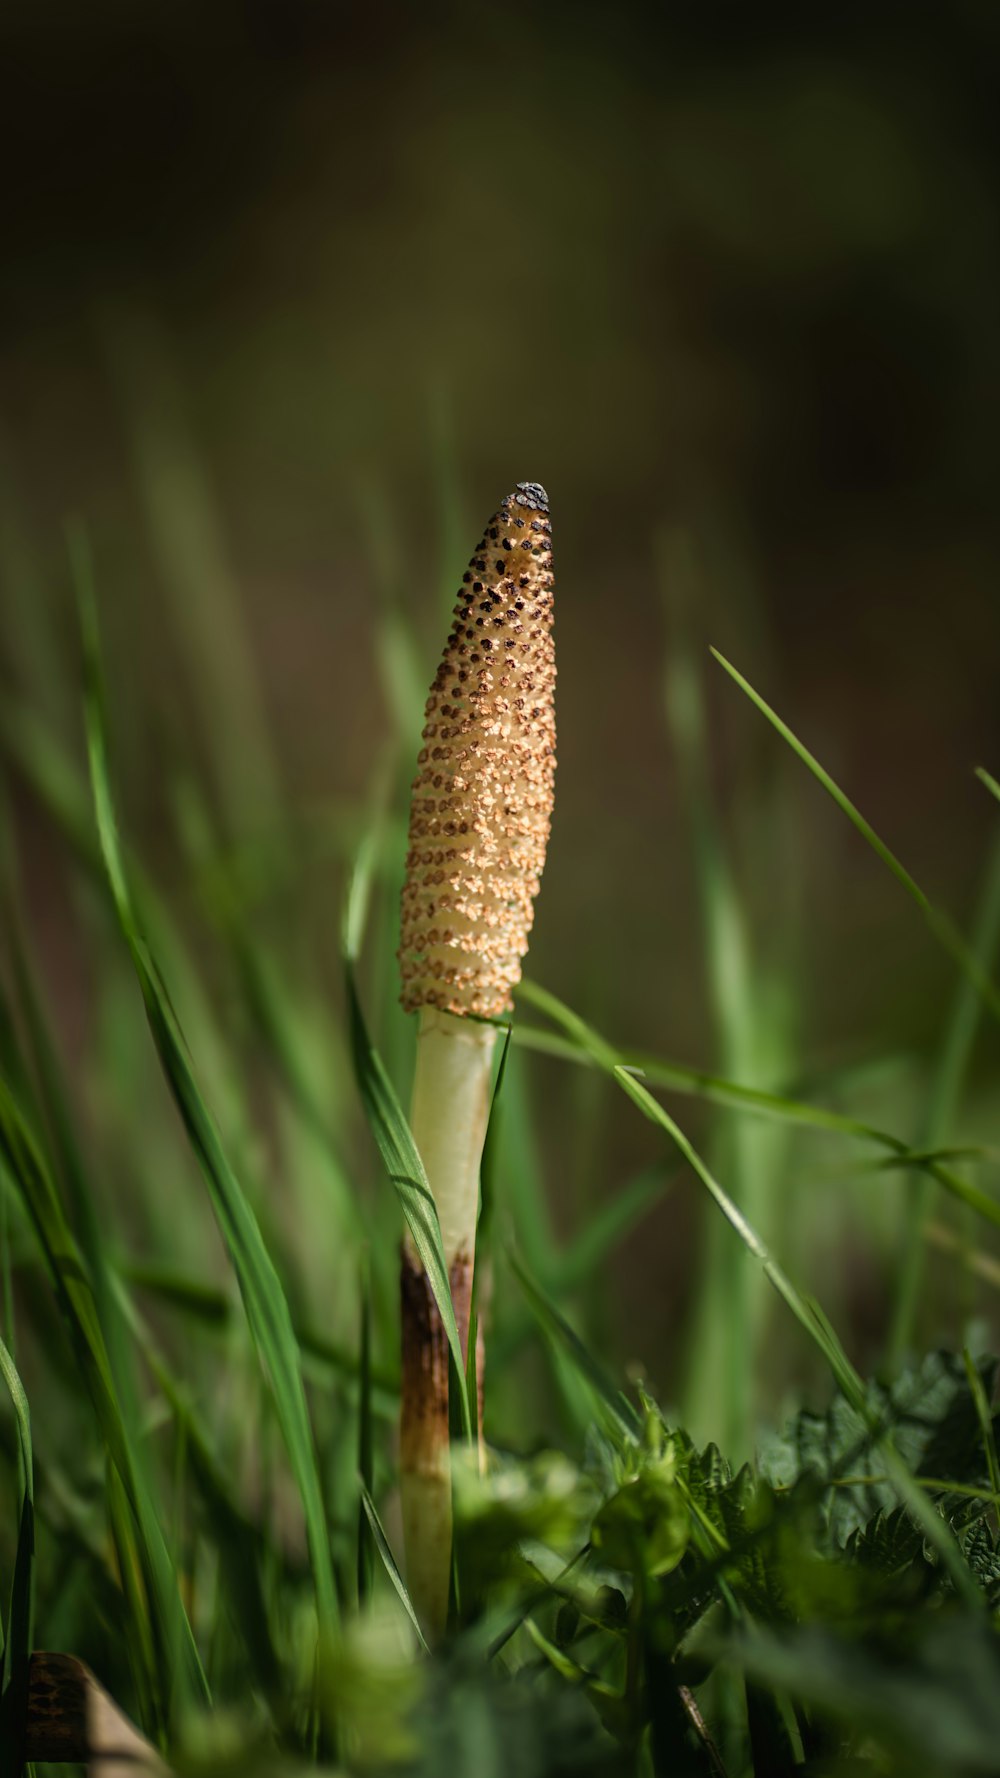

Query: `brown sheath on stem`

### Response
(397, 482, 555, 1642)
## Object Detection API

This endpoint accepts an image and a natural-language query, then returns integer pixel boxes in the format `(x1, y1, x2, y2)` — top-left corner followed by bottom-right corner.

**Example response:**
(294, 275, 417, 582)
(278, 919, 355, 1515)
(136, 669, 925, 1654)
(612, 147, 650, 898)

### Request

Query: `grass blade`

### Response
(477, 1024, 512, 1263)
(514, 976, 981, 1602)
(711, 650, 1000, 1023)
(0, 1333, 33, 1778)
(342, 843, 471, 1438)
(0, 1071, 208, 1719)
(962, 1348, 1000, 1508)
(357, 1255, 374, 1608)
(81, 579, 340, 1647)
(123, 1259, 400, 1410)
(515, 985, 1000, 1237)
(976, 768, 1000, 807)
(889, 833, 1000, 1363)
(612, 1064, 981, 1605)
(358, 1483, 429, 1651)
(663, 594, 792, 1458)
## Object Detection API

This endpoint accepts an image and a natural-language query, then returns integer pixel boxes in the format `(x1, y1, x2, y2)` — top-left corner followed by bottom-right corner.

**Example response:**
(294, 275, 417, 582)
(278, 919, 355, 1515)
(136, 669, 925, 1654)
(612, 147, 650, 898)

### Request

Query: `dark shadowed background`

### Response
(2, 0, 999, 1446)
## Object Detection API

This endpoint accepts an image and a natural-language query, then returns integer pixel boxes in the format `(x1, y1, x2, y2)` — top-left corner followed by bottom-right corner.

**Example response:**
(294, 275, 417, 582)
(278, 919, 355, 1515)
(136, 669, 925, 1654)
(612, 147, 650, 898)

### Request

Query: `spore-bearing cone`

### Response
(398, 482, 555, 1020)
(397, 483, 555, 1644)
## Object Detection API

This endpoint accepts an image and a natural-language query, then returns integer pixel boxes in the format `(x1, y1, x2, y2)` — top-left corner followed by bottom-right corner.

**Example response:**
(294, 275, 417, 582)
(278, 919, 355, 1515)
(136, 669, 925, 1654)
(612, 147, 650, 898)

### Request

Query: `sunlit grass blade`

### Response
(926, 1222, 1000, 1293)
(357, 1255, 374, 1608)
(891, 834, 1000, 1363)
(0, 442, 66, 711)
(1, 694, 254, 1142)
(611, 1064, 981, 1605)
(134, 1329, 283, 1703)
(663, 591, 792, 1459)
(122, 1259, 400, 1412)
(3, 872, 212, 1723)
(358, 1484, 429, 1651)
(515, 983, 1000, 1236)
(962, 1348, 1000, 1508)
(0, 1075, 208, 1717)
(342, 843, 471, 1439)
(514, 976, 981, 1601)
(976, 768, 1000, 807)
(3, 883, 131, 1392)
(0, 697, 98, 871)
(170, 772, 366, 1262)
(357, 479, 427, 746)
(0, 1333, 33, 1778)
(476, 1024, 512, 1265)
(82, 582, 339, 1647)
(513, 1010, 898, 1141)
(226, 918, 365, 1243)
(105, 1456, 160, 1734)
(102, 313, 282, 832)
(711, 649, 1000, 1023)
(104, 1263, 283, 1662)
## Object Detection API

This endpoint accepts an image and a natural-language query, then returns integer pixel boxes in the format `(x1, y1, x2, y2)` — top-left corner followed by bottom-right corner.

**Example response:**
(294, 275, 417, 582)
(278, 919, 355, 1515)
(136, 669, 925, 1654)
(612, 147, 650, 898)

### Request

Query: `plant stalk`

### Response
(400, 1007, 496, 1641)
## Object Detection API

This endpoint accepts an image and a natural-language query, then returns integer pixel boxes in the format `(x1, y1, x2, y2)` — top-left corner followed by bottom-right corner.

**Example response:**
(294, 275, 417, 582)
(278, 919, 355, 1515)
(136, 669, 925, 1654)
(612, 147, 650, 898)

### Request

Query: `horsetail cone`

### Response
(398, 478, 556, 1020)
(398, 481, 555, 1640)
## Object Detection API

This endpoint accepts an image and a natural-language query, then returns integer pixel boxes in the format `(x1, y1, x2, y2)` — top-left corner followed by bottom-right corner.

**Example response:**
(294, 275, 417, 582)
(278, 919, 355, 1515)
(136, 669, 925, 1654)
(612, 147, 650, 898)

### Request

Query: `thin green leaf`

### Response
(962, 1349, 1000, 1508)
(976, 767, 1000, 807)
(478, 1024, 512, 1261)
(0, 1073, 208, 1715)
(122, 1259, 400, 1412)
(81, 578, 339, 1644)
(890, 832, 1000, 1364)
(612, 1064, 981, 1606)
(342, 845, 471, 1439)
(515, 985, 1000, 1237)
(358, 1483, 429, 1651)
(357, 1255, 374, 1608)
(0, 1333, 33, 1778)
(139, 1337, 283, 1701)
(711, 650, 1000, 1023)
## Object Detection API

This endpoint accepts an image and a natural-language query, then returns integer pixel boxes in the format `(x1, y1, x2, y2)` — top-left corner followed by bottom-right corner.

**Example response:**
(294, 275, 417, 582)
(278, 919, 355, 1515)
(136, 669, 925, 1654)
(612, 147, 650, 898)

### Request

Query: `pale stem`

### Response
(400, 1006, 496, 1642)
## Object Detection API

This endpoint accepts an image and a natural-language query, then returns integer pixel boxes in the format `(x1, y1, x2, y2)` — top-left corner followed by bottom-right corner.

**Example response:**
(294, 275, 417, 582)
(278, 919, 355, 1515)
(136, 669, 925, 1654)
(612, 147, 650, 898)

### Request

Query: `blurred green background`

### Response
(2, 0, 1000, 1454)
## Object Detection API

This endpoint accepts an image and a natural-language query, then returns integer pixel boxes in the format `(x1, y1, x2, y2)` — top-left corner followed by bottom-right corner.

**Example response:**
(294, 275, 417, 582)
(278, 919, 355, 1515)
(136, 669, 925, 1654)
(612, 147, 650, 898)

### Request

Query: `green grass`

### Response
(1, 474, 1000, 1774)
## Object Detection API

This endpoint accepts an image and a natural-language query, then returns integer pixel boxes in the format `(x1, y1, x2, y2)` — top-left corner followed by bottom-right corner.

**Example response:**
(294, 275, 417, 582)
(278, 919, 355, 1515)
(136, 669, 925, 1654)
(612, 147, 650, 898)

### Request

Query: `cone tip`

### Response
(511, 481, 548, 512)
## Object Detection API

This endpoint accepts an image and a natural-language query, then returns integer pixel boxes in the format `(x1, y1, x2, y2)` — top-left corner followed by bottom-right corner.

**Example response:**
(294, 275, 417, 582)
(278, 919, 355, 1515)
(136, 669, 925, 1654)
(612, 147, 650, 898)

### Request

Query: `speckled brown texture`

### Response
(399, 1245, 475, 1472)
(399, 482, 555, 1018)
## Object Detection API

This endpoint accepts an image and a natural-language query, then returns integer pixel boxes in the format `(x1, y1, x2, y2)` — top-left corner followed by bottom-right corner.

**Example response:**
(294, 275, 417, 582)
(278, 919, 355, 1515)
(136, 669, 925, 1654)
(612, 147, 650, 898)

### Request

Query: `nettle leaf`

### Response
(916, 1355, 999, 1484)
(660, 1440, 798, 1634)
(684, 1439, 732, 1498)
(758, 1350, 1000, 1546)
(963, 1520, 1000, 1601)
(845, 1506, 926, 1582)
